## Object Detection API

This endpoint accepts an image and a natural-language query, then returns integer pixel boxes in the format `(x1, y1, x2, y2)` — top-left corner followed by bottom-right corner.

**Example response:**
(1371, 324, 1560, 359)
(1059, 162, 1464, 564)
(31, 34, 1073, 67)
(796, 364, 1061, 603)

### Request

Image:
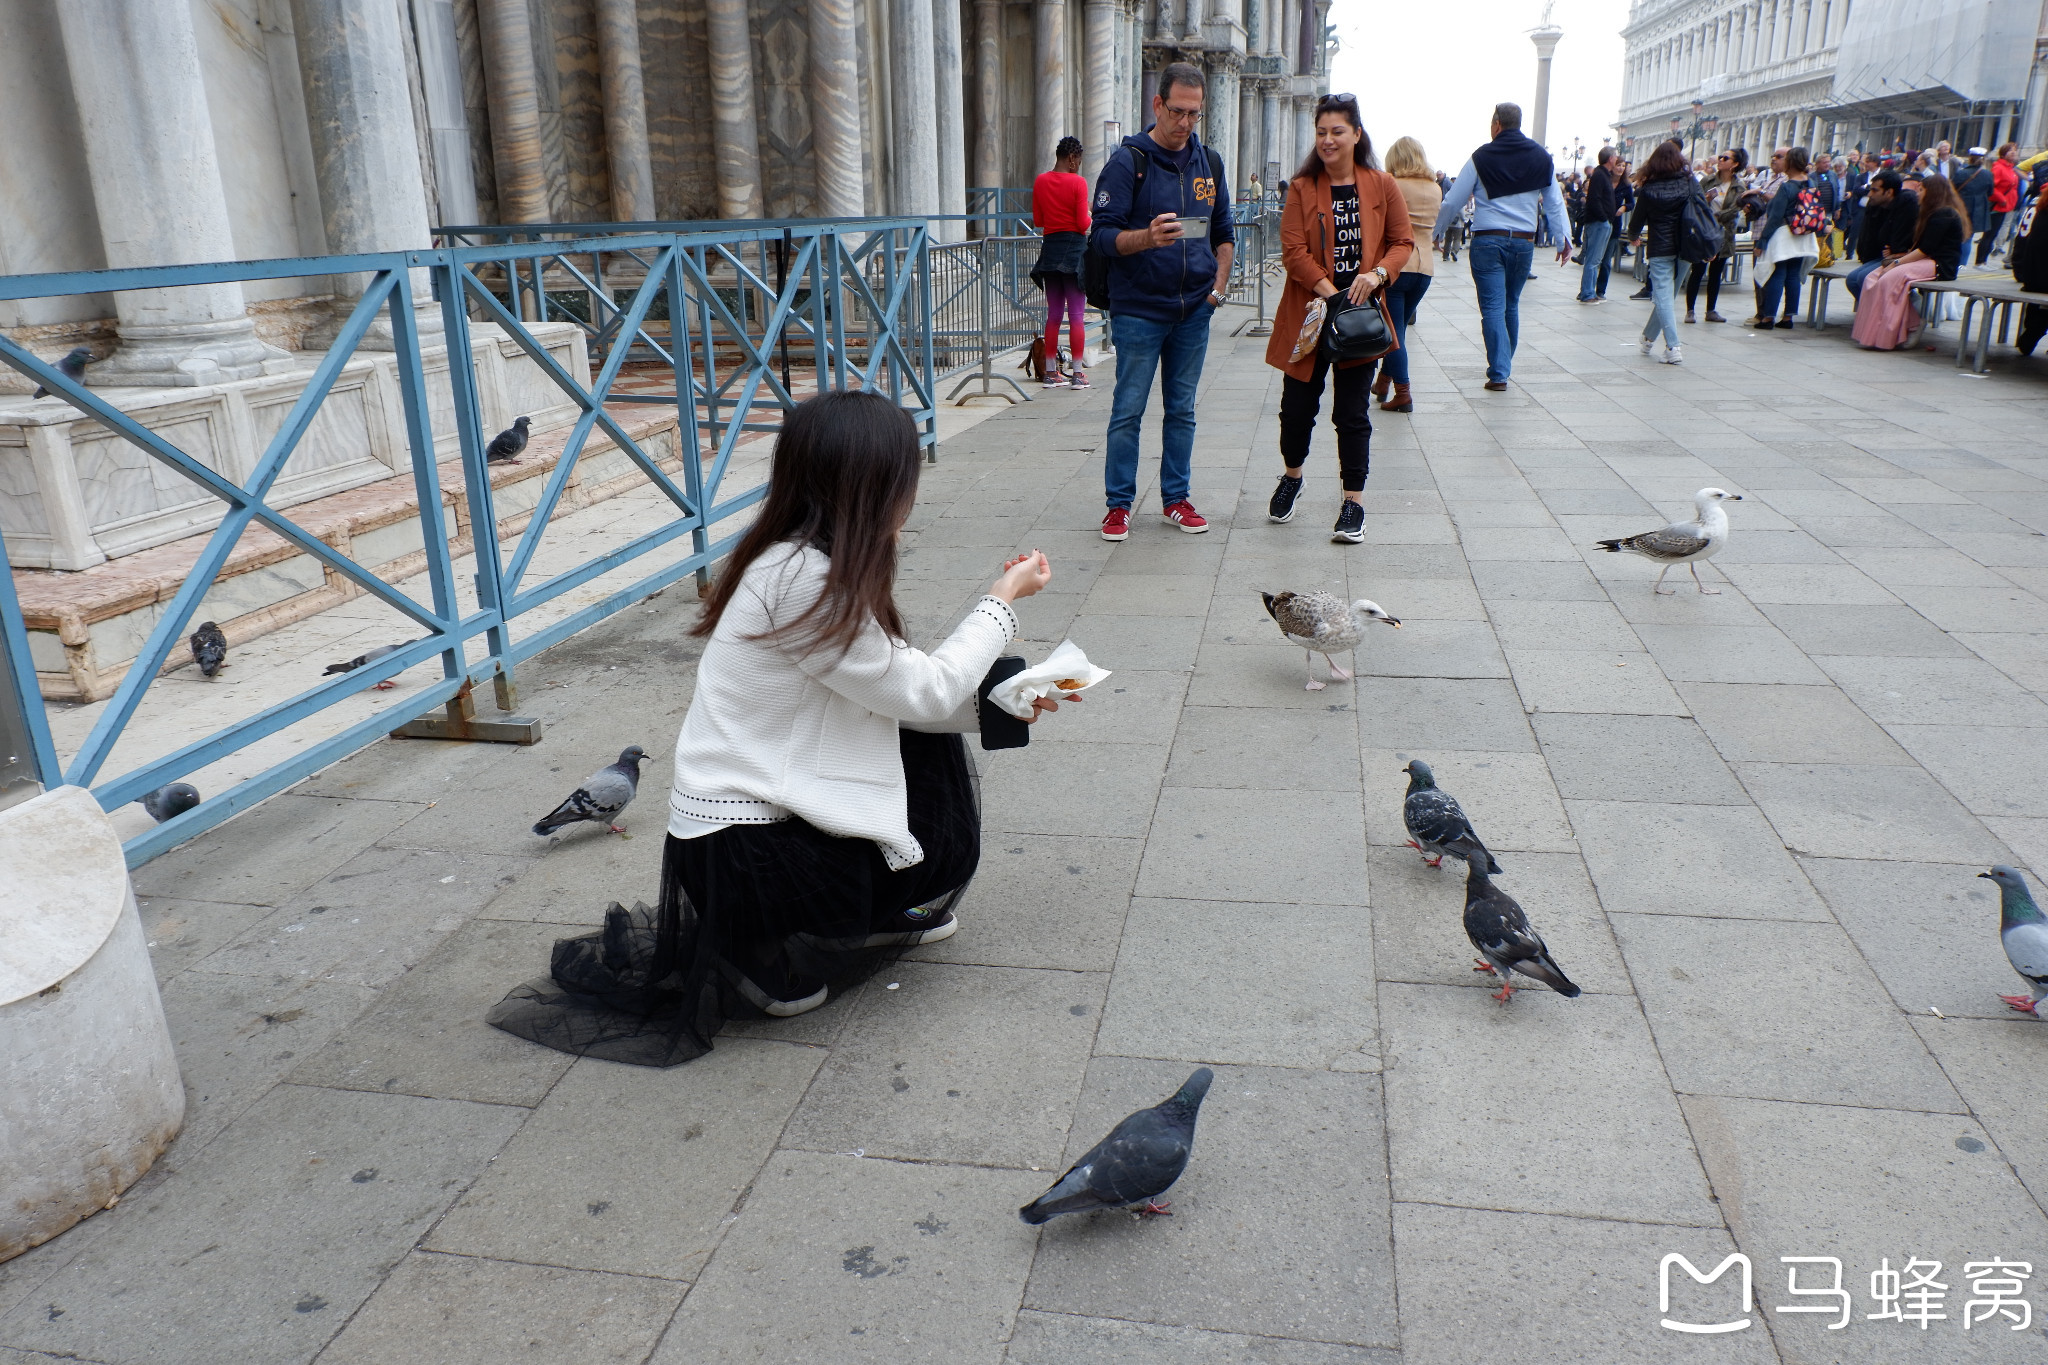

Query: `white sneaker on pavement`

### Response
(1661, 344, 1684, 364)
(1638, 336, 1655, 356)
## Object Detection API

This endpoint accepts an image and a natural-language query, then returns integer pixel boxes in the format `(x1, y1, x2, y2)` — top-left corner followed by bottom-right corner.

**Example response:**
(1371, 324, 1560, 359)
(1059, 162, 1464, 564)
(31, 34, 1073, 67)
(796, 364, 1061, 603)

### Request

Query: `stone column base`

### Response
(90, 317, 293, 389)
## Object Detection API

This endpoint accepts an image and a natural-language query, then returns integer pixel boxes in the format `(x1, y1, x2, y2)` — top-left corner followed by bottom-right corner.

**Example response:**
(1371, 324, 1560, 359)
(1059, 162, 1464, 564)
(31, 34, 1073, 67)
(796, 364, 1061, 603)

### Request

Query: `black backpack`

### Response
(1678, 183, 1720, 264)
(1082, 143, 1224, 310)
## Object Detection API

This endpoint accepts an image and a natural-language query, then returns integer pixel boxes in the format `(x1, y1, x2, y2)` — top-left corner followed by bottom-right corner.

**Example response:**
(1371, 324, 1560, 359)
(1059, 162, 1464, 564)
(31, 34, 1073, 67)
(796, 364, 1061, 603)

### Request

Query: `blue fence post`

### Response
(668, 247, 712, 596)
(0, 521, 60, 799)
(432, 253, 516, 705)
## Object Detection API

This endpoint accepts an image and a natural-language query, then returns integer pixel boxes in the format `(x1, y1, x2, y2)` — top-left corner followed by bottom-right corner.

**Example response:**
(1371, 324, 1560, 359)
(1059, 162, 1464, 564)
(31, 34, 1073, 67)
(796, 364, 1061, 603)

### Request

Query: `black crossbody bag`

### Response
(1317, 196, 1400, 363)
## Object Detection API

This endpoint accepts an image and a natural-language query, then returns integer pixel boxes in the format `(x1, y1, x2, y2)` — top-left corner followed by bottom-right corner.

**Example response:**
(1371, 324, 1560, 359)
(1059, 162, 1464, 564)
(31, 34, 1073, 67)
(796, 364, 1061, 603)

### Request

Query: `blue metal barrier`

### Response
(0, 219, 934, 865)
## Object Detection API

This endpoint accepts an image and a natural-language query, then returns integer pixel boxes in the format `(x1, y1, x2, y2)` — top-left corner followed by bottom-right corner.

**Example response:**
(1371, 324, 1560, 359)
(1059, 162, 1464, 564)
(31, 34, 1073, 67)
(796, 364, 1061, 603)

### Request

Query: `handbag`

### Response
(1319, 292, 1399, 363)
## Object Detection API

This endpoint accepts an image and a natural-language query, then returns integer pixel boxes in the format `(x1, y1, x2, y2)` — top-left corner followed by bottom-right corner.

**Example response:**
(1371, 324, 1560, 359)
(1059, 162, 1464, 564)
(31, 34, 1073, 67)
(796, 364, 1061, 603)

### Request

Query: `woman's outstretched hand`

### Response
(990, 550, 1051, 602)
(1020, 692, 1077, 724)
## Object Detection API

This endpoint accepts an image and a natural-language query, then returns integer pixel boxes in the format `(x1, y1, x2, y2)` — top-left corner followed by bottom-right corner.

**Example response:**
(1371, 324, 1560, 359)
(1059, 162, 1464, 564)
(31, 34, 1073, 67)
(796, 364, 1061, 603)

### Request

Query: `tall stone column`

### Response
(1085, 0, 1118, 170)
(55, 1, 287, 385)
(811, 0, 866, 217)
(972, 0, 1004, 193)
(1238, 83, 1260, 186)
(934, 0, 968, 237)
(475, 0, 550, 222)
(595, 0, 656, 220)
(1263, 90, 1282, 181)
(291, 0, 445, 351)
(1205, 60, 1238, 178)
(707, 0, 765, 218)
(1294, 96, 1313, 167)
(411, 0, 479, 225)
(1529, 25, 1563, 149)
(892, 0, 942, 215)
(1035, 0, 1068, 173)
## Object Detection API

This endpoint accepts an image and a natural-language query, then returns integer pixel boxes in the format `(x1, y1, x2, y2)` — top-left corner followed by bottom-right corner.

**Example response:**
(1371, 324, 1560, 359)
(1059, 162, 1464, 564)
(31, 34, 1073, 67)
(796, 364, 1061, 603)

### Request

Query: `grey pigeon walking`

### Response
(1457, 839, 1580, 1003)
(33, 346, 91, 399)
(1979, 866, 2048, 1016)
(323, 643, 405, 689)
(141, 782, 201, 823)
(485, 415, 531, 464)
(533, 745, 648, 837)
(1019, 1068, 1213, 1224)
(189, 621, 228, 678)
(1594, 488, 1743, 595)
(1402, 759, 1501, 873)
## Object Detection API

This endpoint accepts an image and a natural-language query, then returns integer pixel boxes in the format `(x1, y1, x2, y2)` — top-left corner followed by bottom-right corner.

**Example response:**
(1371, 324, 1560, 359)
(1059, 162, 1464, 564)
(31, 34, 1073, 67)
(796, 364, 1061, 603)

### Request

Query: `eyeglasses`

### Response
(1157, 103, 1202, 124)
(1320, 92, 1357, 104)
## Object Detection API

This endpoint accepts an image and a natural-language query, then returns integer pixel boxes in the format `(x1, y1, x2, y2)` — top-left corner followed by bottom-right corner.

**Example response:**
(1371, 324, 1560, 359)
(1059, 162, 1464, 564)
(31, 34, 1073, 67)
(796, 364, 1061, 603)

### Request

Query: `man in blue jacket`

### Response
(1090, 61, 1234, 540)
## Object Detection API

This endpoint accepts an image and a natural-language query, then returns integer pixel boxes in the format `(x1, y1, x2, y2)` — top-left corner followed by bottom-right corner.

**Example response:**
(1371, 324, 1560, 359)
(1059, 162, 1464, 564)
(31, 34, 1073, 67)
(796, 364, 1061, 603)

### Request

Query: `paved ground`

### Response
(6, 257, 2048, 1365)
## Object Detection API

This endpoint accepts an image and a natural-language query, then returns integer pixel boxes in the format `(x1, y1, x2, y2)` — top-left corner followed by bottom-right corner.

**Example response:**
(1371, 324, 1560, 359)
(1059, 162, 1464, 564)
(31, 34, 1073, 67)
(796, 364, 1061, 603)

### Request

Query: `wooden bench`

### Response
(1803, 260, 1859, 328)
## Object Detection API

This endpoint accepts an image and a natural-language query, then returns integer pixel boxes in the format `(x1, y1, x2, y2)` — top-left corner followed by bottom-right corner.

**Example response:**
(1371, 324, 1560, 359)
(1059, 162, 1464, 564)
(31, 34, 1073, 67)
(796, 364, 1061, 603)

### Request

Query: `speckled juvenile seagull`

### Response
(1259, 591, 1401, 691)
(1595, 487, 1743, 595)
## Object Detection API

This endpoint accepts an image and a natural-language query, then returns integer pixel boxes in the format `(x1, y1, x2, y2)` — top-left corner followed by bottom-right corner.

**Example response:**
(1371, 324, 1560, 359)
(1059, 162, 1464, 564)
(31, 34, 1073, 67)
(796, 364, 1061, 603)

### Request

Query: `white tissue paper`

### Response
(989, 639, 1112, 719)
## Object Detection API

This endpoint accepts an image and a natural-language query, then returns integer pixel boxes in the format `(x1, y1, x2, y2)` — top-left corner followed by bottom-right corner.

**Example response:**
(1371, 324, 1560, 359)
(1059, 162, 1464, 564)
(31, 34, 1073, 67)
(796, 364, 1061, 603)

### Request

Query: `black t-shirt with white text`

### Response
(1330, 183, 1362, 289)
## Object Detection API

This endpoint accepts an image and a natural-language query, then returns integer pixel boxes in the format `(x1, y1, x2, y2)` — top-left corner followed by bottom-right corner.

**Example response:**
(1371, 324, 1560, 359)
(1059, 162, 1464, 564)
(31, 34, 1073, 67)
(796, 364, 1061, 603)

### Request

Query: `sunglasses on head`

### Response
(1318, 92, 1357, 108)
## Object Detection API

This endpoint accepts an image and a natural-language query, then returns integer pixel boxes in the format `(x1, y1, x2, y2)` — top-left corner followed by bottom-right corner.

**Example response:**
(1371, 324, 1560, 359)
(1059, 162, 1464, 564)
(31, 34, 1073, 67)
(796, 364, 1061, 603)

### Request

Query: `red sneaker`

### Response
(1161, 500, 1209, 533)
(1101, 506, 1131, 541)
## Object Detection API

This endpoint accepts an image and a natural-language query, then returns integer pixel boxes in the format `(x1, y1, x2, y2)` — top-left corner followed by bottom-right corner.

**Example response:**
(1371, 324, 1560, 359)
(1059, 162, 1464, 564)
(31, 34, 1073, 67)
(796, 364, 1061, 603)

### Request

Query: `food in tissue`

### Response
(990, 640, 1111, 719)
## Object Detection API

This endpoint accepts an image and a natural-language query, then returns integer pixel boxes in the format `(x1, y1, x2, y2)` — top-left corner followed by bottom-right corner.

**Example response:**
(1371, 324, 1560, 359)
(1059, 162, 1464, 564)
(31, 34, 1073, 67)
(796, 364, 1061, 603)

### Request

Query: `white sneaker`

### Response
(1638, 336, 1655, 356)
(1661, 344, 1684, 364)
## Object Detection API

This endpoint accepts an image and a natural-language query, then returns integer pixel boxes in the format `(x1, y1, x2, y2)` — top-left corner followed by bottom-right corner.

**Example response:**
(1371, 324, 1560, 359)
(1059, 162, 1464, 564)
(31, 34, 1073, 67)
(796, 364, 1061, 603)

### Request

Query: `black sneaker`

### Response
(1630, 288, 1651, 300)
(1332, 500, 1366, 544)
(1268, 474, 1304, 523)
(719, 951, 829, 1017)
(806, 905, 959, 951)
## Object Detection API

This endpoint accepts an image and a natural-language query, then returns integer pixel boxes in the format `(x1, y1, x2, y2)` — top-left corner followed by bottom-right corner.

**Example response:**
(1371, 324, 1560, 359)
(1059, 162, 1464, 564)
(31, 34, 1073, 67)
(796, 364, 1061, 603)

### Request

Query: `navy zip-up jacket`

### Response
(1088, 130, 1235, 323)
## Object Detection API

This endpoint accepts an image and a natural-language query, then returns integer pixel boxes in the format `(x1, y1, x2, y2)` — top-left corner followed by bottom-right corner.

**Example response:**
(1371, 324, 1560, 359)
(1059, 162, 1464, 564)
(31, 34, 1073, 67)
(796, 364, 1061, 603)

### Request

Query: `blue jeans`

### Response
(1578, 220, 1614, 300)
(1758, 258, 1804, 320)
(1641, 255, 1681, 348)
(1379, 273, 1432, 384)
(1468, 234, 1534, 384)
(1104, 309, 1211, 509)
(1846, 258, 1882, 299)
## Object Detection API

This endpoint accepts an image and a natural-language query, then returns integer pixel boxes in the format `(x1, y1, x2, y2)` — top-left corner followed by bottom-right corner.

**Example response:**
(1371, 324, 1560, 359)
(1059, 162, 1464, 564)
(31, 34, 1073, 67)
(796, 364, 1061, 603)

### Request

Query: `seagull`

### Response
(189, 621, 228, 678)
(1979, 866, 2048, 1016)
(33, 346, 91, 399)
(1019, 1068, 1213, 1224)
(486, 415, 531, 464)
(1259, 590, 1401, 691)
(1402, 759, 1502, 873)
(1595, 487, 1743, 594)
(533, 745, 649, 838)
(1457, 838, 1580, 1004)
(141, 782, 201, 823)
(323, 643, 406, 689)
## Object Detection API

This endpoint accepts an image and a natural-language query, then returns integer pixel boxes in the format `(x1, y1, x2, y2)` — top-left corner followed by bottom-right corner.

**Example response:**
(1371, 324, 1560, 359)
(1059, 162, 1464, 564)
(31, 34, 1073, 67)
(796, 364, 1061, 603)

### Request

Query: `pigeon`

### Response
(323, 643, 406, 689)
(141, 782, 201, 823)
(1457, 838, 1580, 1003)
(189, 621, 228, 678)
(1595, 487, 1743, 595)
(1979, 866, 2048, 1016)
(1019, 1068, 1213, 1224)
(533, 745, 649, 837)
(1402, 759, 1502, 873)
(32, 346, 91, 399)
(485, 415, 531, 464)
(1259, 590, 1401, 691)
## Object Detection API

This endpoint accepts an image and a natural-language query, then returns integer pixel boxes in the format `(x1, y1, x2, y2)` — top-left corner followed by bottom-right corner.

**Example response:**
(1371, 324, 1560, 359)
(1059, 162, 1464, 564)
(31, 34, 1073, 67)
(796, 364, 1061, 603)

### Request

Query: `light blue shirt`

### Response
(1433, 158, 1570, 243)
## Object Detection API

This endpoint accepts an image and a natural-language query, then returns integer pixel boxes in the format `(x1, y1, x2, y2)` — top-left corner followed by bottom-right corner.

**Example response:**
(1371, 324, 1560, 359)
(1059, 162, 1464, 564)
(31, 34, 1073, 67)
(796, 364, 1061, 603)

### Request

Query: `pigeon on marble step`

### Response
(533, 745, 649, 838)
(1019, 1068, 1213, 1224)
(1457, 839, 1579, 1003)
(33, 345, 91, 400)
(189, 621, 228, 678)
(323, 643, 406, 689)
(485, 415, 531, 464)
(141, 782, 201, 824)
(1979, 866, 2048, 1016)
(1259, 590, 1401, 691)
(1402, 759, 1501, 873)
(1594, 487, 1743, 595)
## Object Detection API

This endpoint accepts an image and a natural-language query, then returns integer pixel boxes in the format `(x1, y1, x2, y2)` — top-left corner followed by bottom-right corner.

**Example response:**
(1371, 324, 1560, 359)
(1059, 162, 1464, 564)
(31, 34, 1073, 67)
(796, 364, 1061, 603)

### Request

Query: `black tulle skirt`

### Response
(485, 729, 981, 1067)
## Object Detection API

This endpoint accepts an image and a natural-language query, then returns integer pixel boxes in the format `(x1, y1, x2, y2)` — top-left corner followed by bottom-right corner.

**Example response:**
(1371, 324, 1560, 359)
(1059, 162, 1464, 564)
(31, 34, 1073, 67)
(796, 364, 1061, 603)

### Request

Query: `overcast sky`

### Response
(1326, 0, 1630, 178)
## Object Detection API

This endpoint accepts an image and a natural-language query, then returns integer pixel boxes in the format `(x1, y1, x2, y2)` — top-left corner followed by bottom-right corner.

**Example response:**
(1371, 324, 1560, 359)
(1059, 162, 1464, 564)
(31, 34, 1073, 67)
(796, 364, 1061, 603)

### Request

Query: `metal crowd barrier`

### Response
(0, 219, 936, 864)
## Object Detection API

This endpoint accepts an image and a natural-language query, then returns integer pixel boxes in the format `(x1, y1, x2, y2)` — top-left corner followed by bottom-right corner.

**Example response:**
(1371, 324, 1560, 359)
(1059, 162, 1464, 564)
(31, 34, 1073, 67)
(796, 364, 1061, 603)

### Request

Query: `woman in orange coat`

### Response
(1264, 93, 1414, 543)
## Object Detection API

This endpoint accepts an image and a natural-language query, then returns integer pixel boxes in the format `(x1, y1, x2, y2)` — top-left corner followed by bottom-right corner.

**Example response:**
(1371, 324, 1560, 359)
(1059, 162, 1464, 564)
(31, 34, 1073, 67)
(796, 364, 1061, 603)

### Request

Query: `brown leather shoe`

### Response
(1371, 369, 1392, 401)
(1483, 380, 1509, 392)
(1381, 383, 1413, 412)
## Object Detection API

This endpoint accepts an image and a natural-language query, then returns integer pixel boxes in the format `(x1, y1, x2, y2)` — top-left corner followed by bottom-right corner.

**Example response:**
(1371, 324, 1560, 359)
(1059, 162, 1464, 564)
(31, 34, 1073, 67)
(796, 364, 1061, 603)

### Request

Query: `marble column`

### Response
(935, 0, 968, 237)
(595, 0, 656, 220)
(410, 0, 479, 225)
(290, 0, 444, 351)
(1085, 0, 1118, 170)
(1035, 0, 1068, 174)
(1238, 83, 1260, 187)
(707, 0, 765, 218)
(1529, 26, 1562, 149)
(55, 0, 287, 386)
(1263, 90, 1282, 181)
(475, 0, 549, 222)
(1205, 60, 1238, 177)
(972, 0, 1004, 193)
(1294, 96, 1313, 167)
(892, 0, 942, 215)
(810, 0, 866, 217)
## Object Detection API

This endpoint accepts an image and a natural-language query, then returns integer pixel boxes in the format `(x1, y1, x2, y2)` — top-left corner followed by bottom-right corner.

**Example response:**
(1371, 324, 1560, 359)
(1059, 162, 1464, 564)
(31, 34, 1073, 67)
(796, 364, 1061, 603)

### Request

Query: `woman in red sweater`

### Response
(1031, 138, 1091, 388)
(1982, 143, 2022, 267)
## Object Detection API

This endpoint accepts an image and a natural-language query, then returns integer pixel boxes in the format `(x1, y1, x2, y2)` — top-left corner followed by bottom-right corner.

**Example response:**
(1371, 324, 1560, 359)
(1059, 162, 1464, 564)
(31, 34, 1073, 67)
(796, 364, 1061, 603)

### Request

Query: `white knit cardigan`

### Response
(668, 540, 1019, 870)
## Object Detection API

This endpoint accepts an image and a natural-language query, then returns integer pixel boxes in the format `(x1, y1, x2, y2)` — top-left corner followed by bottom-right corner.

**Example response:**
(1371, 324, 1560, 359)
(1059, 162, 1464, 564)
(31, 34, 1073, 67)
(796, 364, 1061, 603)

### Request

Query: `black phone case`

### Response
(978, 656, 1031, 751)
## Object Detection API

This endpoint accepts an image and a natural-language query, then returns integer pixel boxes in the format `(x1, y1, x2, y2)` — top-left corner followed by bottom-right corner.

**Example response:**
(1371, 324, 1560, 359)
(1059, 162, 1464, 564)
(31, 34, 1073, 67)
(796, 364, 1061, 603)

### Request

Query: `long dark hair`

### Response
(1294, 93, 1376, 184)
(1633, 140, 1687, 184)
(1914, 172, 1960, 248)
(691, 390, 920, 655)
